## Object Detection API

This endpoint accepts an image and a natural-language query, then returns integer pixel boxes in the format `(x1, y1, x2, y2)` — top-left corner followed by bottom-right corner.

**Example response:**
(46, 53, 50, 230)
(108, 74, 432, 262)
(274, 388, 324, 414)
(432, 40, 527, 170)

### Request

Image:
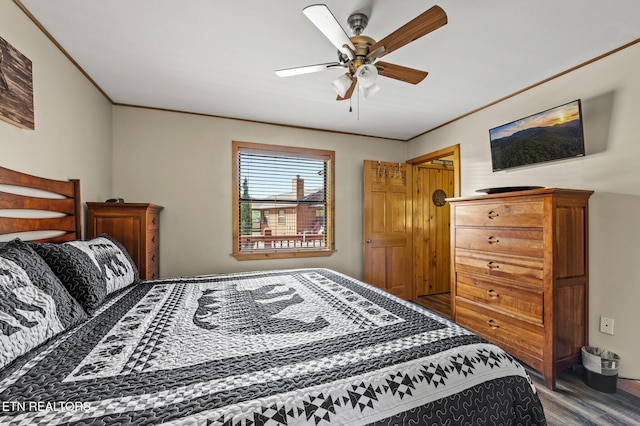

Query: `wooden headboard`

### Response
(0, 166, 82, 242)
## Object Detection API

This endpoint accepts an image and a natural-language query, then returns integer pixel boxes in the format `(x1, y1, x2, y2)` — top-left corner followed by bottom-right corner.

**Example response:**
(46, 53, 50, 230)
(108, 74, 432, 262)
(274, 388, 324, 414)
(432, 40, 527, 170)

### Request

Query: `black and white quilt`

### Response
(0, 268, 546, 425)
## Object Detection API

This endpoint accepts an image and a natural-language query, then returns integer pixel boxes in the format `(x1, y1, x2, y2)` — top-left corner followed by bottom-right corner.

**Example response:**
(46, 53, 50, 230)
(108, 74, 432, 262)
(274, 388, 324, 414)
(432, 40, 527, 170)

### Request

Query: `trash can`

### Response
(581, 346, 620, 393)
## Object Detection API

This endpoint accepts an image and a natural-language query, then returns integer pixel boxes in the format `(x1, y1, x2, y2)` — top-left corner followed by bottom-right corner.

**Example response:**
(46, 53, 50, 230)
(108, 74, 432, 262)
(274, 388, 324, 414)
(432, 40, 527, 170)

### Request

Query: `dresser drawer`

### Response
(455, 227, 543, 257)
(456, 272, 543, 323)
(455, 299, 544, 358)
(147, 230, 160, 251)
(455, 248, 543, 285)
(148, 212, 160, 230)
(147, 249, 159, 280)
(147, 267, 159, 280)
(454, 201, 543, 228)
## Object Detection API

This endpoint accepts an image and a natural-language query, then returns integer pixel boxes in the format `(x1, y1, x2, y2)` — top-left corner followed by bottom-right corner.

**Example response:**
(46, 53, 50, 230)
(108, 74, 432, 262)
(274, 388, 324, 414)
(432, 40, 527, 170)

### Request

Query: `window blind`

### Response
(237, 150, 329, 252)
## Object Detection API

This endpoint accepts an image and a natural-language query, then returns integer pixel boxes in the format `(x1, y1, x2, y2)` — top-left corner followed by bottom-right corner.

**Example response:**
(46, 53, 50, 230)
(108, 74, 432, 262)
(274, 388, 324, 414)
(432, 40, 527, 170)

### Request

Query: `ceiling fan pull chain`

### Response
(357, 86, 360, 120)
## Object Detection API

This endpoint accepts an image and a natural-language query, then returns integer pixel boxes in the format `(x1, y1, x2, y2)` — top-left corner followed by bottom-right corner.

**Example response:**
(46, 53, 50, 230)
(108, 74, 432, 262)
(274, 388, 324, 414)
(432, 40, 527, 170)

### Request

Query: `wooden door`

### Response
(363, 160, 413, 299)
(414, 165, 454, 296)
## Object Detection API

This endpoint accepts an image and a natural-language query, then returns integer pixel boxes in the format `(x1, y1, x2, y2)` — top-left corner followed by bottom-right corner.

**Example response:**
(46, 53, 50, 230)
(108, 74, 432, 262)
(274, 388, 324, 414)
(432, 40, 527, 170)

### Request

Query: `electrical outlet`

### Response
(600, 317, 615, 335)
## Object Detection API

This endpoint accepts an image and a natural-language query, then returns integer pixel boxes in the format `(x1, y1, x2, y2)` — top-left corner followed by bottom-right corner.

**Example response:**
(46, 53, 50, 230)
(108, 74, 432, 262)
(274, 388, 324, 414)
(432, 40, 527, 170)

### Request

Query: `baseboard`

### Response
(618, 378, 640, 397)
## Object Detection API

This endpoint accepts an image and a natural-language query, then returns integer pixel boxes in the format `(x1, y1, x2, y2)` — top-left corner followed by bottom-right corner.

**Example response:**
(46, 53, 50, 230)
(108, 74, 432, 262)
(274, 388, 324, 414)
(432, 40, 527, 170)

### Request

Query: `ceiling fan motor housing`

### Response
(347, 35, 376, 74)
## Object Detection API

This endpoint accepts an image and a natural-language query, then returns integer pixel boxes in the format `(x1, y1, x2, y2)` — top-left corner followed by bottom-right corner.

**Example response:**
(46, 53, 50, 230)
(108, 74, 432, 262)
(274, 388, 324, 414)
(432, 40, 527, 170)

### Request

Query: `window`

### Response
(232, 141, 335, 260)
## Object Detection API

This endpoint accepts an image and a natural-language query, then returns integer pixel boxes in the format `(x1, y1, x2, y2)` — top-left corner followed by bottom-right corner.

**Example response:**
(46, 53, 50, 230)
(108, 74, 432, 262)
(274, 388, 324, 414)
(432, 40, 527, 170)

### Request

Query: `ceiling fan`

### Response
(275, 4, 448, 100)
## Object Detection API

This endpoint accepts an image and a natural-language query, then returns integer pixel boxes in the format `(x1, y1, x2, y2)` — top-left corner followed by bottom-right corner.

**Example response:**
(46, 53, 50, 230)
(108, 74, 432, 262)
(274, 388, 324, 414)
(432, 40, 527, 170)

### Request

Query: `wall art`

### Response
(0, 36, 34, 130)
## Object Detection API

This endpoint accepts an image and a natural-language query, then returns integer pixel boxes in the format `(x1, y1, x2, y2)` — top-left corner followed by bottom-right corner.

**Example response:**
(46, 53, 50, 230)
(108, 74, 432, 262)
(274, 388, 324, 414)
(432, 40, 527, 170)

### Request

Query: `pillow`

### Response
(33, 234, 139, 312)
(79, 234, 139, 292)
(0, 239, 88, 369)
(31, 242, 107, 313)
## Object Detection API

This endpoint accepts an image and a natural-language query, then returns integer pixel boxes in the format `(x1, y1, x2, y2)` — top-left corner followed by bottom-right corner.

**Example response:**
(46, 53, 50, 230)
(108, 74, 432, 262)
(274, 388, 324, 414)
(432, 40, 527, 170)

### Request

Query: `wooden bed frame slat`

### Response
(0, 191, 77, 213)
(0, 166, 82, 241)
(0, 216, 77, 234)
(0, 166, 77, 198)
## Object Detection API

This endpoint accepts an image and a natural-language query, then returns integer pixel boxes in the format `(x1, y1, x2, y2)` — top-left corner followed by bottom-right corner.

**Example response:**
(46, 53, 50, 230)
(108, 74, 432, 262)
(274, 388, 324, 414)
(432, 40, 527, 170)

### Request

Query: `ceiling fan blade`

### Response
(369, 5, 447, 60)
(336, 78, 357, 100)
(376, 62, 428, 84)
(276, 62, 345, 77)
(303, 4, 355, 59)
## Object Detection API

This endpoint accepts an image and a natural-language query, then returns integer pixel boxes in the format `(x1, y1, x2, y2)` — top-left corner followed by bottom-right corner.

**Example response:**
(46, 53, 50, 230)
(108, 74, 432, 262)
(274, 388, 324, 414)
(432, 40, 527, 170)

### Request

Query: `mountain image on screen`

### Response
(491, 120, 584, 170)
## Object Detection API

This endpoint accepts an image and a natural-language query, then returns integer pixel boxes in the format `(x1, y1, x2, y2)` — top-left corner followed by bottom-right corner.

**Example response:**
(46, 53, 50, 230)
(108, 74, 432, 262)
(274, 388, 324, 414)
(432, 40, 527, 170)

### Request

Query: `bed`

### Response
(0, 166, 546, 425)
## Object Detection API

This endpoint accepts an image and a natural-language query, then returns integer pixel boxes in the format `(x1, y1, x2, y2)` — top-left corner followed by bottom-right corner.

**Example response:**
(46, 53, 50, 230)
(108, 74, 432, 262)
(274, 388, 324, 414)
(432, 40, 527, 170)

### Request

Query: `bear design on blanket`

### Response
(193, 282, 329, 334)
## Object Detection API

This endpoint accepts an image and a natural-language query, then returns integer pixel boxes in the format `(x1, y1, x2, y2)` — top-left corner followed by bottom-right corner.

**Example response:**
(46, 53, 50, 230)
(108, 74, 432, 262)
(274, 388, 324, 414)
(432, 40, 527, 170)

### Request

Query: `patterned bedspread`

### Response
(0, 268, 546, 425)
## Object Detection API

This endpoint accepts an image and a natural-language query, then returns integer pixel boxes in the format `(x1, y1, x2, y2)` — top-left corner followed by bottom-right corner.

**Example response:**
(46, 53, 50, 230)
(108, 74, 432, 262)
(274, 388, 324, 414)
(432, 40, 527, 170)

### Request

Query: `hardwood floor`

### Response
(412, 292, 451, 318)
(412, 294, 640, 425)
(528, 367, 640, 425)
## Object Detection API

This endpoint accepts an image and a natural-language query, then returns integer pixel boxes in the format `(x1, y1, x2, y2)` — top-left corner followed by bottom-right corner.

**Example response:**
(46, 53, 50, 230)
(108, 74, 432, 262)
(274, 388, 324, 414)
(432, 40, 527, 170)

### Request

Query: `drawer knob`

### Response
(487, 261, 500, 270)
(487, 236, 499, 245)
(487, 289, 499, 298)
(152, 236, 156, 243)
(488, 319, 500, 329)
(487, 210, 499, 219)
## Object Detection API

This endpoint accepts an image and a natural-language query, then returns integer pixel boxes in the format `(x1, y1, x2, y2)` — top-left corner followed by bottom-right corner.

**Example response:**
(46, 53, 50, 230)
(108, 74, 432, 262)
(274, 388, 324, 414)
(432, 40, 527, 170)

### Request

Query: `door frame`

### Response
(407, 144, 460, 300)
(407, 144, 461, 198)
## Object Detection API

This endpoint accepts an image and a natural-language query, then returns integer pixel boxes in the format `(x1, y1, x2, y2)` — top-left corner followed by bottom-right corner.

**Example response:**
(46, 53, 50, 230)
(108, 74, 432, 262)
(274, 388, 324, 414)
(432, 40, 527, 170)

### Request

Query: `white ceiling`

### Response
(17, 0, 640, 140)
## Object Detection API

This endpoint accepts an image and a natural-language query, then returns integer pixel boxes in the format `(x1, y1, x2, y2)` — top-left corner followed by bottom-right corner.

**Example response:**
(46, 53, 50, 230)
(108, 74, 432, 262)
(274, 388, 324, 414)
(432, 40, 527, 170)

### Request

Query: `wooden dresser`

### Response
(86, 202, 163, 280)
(448, 188, 593, 389)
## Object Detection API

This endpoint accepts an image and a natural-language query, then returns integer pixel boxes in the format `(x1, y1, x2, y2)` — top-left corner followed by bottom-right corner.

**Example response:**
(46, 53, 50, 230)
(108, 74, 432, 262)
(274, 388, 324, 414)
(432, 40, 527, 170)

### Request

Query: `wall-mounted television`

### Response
(489, 99, 585, 172)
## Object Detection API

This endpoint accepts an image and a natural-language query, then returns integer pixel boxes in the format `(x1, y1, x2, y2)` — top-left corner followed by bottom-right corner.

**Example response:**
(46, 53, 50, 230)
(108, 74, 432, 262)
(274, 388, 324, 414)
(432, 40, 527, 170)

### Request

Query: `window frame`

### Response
(231, 141, 335, 260)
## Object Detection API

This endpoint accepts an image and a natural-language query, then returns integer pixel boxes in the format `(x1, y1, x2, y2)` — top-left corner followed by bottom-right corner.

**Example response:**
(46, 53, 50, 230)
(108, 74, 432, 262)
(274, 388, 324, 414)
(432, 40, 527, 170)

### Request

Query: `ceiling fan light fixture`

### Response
(331, 73, 352, 98)
(355, 64, 378, 88)
(360, 83, 380, 99)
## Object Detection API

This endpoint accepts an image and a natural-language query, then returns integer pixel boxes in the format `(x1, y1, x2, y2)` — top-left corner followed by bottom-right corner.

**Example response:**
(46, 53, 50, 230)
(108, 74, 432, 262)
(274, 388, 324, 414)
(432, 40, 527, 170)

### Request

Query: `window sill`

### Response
(231, 249, 336, 261)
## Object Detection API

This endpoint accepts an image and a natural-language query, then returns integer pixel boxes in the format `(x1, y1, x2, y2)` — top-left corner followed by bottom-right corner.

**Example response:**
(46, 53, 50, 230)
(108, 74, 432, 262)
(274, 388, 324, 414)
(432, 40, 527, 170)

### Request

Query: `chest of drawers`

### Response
(449, 188, 593, 389)
(87, 202, 163, 280)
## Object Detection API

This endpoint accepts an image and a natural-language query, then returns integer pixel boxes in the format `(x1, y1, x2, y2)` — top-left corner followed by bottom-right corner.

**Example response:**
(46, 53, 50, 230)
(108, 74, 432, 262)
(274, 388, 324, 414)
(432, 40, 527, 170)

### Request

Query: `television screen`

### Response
(489, 99, 585, 172)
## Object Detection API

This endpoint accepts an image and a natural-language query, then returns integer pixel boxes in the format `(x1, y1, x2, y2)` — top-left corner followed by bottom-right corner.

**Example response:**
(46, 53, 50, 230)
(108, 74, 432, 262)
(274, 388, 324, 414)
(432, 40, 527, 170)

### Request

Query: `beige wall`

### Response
(408, 42, 640, 379)
(0, 1, 113, 223)
(111, 106, 407, 280)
